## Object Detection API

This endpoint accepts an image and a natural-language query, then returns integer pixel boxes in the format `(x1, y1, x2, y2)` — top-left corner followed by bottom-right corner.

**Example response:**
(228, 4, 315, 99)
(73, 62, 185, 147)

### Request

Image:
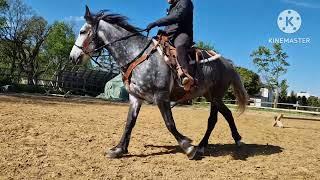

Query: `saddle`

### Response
(153, 32, 221, 91)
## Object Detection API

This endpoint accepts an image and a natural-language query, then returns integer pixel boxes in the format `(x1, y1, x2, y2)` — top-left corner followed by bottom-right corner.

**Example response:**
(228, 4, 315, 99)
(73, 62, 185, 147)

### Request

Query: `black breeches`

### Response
(174, 33, 191, 70)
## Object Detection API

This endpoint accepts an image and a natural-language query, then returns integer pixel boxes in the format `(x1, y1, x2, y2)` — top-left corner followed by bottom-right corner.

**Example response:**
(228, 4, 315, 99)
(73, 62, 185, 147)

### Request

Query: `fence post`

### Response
(296, 101, 299, 111)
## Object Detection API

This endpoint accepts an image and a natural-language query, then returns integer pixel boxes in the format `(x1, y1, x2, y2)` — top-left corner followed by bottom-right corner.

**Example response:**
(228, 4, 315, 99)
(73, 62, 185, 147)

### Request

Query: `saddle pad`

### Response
(189, 54, 221, 65)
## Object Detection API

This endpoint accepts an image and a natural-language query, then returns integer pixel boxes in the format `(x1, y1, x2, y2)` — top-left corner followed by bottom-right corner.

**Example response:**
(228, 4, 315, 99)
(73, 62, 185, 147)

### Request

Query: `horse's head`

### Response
(69, 6, 104, 65)
(70, 6, 144, 66)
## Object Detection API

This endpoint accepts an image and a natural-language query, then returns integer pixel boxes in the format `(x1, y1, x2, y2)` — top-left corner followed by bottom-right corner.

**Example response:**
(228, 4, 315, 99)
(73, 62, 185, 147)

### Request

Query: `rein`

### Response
(74, 20, 158, 91)
(75, 29, 148, 51)
(94, 29, 149, 52)
(75, 27, 149, 67)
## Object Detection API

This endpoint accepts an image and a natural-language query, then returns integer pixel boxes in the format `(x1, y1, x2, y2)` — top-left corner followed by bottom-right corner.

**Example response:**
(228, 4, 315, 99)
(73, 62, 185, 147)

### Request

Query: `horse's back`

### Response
(198, 57, 237, 99)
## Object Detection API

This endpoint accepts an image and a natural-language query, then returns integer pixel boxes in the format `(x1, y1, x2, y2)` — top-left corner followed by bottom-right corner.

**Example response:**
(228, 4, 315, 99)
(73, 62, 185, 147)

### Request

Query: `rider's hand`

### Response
(146, 22, 157, 31)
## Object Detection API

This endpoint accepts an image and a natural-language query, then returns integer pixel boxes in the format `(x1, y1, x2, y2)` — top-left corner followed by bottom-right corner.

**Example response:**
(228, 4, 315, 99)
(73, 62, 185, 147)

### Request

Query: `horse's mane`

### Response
(94, 10, 141, 33)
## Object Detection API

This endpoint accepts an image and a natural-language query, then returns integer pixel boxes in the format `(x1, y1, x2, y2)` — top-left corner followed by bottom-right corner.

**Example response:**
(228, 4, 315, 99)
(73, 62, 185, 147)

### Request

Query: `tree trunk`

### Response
(274, 88, 279, 108)
(27, 72, 34, 85)
(9, 57, 16, 82)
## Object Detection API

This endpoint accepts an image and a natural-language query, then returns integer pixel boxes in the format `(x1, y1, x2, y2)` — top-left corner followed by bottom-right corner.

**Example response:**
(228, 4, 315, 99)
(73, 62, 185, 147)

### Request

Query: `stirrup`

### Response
(182, 77, 190, 85)
(182, 76, 194, 91)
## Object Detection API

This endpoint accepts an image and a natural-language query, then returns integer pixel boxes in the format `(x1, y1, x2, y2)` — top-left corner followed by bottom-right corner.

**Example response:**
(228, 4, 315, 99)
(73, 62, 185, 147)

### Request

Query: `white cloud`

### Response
(282, 0, 320, 9)
(64, 16, 84, 22)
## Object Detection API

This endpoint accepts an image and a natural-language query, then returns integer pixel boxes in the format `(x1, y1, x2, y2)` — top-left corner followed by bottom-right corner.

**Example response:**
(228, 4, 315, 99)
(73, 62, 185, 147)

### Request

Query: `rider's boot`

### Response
(180, 68, 194, 91)
(176, 45, 194, 91)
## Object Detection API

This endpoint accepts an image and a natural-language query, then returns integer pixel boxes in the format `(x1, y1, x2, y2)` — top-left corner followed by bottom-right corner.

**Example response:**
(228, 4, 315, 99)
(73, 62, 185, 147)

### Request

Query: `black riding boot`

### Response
(176, 45, 193, 90)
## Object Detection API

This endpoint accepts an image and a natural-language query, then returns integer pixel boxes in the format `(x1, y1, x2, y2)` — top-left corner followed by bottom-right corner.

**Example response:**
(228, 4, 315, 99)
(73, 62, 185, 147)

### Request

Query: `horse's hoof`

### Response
(179, 139, 193, 152)
(106, 148, 128, 159)
(187, 146, 199, 160)
(236, 140, 245, 147)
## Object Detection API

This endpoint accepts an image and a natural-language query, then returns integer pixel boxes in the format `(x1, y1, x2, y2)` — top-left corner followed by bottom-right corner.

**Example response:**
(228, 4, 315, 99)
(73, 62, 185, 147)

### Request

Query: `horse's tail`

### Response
(230, 68, 248, 114)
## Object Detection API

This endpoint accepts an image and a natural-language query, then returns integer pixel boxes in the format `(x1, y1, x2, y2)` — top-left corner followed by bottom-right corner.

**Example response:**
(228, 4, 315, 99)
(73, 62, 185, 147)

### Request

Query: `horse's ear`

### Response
(84, 5, 93, 23)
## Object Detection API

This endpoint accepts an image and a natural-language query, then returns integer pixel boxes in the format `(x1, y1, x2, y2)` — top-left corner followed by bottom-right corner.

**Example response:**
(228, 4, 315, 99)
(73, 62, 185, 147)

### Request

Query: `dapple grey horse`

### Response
(69, 6, 248, 160)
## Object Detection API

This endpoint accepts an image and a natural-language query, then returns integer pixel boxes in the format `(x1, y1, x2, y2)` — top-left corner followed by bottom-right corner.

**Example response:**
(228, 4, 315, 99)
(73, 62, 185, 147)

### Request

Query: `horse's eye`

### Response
(80, 30, 86, 35)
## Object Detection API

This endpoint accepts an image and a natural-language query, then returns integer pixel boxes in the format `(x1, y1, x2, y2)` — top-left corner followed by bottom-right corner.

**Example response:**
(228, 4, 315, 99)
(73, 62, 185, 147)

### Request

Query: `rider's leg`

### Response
(174, 33, 193, 90)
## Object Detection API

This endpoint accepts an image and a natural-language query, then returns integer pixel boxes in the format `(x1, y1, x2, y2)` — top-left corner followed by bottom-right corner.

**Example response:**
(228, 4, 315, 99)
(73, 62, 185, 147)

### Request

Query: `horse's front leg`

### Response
(107, 95, 142, 158)
(157, 99, 197, 159)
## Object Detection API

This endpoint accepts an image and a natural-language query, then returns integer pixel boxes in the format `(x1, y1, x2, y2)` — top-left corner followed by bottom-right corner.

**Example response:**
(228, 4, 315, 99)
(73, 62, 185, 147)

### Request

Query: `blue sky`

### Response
(24, 0, 320, 96)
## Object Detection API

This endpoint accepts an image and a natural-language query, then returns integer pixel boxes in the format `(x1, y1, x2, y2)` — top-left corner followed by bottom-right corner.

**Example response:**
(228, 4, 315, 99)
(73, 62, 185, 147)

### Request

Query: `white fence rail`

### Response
(194, 99, 320, 115)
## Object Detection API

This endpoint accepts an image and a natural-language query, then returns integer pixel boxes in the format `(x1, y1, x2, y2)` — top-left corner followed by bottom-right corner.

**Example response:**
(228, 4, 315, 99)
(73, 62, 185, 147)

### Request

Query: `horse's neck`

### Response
(99, 21, 148, 67)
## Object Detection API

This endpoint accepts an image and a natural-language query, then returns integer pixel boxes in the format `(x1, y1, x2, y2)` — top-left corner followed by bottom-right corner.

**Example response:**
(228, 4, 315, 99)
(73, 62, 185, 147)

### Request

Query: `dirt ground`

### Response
(0, 95, 320, 179)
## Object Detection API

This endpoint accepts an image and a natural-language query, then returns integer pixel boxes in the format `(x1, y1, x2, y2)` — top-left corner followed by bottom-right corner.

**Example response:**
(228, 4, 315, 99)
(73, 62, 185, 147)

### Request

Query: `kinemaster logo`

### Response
(269, 9, 311, 44)
(277, 9, 301, 34)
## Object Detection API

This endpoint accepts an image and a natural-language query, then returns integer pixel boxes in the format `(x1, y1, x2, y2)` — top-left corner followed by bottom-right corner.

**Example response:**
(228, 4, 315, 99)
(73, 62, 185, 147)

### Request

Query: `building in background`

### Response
(250, 87, 274, 108)
(297, 92, 311, 98)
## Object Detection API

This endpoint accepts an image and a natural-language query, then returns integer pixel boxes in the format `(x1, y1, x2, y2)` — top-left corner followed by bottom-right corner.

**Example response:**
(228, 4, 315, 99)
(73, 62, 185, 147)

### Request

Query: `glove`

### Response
(146, 22, 158, 31)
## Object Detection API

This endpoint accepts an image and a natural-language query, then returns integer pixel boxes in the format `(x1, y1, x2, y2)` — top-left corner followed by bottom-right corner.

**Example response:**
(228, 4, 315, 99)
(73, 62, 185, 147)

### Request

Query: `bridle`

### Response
(73, 17, 165, 93)
(74, 19, 150, 68)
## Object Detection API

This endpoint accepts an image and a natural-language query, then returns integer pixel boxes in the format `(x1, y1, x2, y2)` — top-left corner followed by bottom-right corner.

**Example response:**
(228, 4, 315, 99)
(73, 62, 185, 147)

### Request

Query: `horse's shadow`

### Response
(125, 143, 283, 161)
(199, 143, 283, 161)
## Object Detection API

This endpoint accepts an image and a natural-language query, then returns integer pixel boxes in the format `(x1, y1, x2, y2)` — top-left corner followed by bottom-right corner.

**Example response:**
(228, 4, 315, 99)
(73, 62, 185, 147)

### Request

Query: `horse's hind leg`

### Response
(197, 100, 243, 155)
(157, 100, 196, 159)
(107, 95, 142, 158)
(198, 102, 219, 154)
(217, 101, 242, 146)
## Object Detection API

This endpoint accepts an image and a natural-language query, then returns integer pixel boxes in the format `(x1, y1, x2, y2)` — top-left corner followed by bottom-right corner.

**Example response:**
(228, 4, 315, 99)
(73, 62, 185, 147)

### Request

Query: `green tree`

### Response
(236, 67, 261, 96)
(301, 96, 308, 106)
(251, 43, 290, 108)
(0, 0, 51, 85)
(287, 91, 297, 105)
(0, 0, 6, 72)
(42, 21, 75, 79)
(195, 41, 218, 52)
(307, 96, 320, 107)
(0, 0, 7, 27)
(0, 0, 34, 79)
(279, 79, 289, 102)
(20, 16, 50, 84)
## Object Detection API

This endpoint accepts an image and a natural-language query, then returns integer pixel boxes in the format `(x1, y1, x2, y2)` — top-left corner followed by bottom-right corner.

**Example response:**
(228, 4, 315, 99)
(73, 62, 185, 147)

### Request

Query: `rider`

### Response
(146, 0, 194, 90)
